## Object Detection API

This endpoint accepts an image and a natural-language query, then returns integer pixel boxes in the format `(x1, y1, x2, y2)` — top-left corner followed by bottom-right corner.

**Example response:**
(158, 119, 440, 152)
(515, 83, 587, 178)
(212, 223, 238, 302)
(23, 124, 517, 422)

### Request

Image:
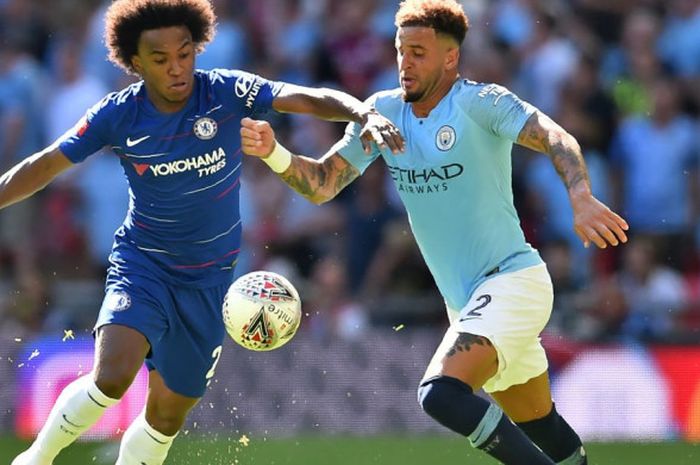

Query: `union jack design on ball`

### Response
(233, 273, 295, 302)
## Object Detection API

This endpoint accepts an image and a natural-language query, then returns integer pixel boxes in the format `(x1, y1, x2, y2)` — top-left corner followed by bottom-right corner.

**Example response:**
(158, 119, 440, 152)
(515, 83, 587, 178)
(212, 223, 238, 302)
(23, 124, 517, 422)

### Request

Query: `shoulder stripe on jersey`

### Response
(183, 161, 241, 195)
(194, 219, 242, 244)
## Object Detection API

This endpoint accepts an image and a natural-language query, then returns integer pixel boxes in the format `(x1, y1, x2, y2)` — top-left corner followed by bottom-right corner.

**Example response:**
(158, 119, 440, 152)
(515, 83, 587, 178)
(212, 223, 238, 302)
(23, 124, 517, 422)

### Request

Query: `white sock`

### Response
(25, 375, 119, 463)
(116, 412, 177, 465)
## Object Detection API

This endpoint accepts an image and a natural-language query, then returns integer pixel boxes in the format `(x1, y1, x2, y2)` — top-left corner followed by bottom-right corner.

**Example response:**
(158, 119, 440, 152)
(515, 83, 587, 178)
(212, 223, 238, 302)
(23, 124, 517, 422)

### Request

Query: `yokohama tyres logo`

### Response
(143, 147, 227, 178)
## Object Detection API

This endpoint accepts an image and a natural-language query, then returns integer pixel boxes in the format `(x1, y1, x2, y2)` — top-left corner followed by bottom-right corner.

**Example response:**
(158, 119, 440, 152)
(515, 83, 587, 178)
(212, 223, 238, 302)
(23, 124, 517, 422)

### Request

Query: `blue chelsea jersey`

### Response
(336, 80, 544, 310)
(59, 69, 283, 287)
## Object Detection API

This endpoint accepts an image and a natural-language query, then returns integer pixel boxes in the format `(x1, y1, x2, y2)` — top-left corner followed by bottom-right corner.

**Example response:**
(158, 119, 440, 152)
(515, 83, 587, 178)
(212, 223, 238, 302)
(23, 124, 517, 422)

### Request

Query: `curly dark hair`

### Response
(104, 0, 216, 74)
(395, 0, 469, 45)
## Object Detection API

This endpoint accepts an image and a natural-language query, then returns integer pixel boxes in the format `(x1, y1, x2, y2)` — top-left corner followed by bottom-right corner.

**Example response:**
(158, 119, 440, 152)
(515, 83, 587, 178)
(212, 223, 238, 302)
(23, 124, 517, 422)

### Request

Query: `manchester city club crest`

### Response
(194, 117, 218, 140)
(436, 125, 456, 151)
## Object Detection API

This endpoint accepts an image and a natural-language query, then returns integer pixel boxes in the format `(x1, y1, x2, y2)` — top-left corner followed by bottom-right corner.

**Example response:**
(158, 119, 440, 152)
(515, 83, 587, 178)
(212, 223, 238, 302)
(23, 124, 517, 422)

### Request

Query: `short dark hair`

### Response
(104, 0, 216, 74)
(395, 0, 469, 45)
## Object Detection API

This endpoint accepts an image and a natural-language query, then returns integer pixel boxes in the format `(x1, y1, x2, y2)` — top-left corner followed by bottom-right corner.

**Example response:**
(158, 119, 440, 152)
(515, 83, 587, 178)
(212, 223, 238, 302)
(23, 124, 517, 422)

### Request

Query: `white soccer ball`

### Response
(222, 271, 302, 351)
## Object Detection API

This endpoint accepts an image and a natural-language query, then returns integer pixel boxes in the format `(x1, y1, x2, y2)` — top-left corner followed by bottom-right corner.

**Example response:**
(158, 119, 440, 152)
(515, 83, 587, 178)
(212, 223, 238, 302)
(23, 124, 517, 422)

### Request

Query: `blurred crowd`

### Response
(0, 0, 699, 345)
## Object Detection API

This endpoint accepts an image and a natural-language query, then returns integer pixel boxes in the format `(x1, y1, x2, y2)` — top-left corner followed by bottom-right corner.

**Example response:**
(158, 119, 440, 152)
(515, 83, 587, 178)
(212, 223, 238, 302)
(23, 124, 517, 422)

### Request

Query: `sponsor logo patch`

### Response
(234, 74, 255, 98)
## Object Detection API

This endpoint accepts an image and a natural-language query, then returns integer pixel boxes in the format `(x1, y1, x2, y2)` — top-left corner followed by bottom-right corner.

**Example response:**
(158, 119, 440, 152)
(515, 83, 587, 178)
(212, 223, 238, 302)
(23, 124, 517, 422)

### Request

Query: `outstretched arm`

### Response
(516, 111, 628, 248)
(240, 118, 359, 205)
(272, 84, 404, 154)
(0, 144, 74, 210)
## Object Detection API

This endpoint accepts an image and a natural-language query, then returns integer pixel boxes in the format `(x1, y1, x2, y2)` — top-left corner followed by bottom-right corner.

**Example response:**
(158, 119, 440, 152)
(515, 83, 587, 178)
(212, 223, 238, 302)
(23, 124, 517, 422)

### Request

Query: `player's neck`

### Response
(411, 74, 459, 118)
(144, 83, 192, 114)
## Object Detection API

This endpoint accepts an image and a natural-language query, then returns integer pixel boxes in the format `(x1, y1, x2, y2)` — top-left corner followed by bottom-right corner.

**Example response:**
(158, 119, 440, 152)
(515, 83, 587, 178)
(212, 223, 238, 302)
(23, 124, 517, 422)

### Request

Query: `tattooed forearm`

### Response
(517, 112, 591, 194)
(446, 333, 492, 358)
(278, 153, 360, 204)
(549, 134, 590, 192)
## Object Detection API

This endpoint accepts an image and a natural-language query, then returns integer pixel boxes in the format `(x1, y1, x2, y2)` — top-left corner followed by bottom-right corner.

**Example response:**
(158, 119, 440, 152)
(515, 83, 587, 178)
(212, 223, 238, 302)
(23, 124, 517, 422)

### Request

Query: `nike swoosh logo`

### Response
(126, 135, 151, 147)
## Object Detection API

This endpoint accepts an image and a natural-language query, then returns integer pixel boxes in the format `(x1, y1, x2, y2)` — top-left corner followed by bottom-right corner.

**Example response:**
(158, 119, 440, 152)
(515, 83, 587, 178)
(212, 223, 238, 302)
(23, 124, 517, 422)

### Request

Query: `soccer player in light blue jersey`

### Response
(241, 1, 628, 464)
(1, 1, 404, 465)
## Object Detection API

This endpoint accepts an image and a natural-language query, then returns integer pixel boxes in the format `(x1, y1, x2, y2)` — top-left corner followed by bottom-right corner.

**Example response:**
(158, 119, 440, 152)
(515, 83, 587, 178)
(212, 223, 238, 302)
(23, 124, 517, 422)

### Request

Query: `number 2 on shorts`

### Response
(205, 345, 223, 386)
(462, 294, 492, 320)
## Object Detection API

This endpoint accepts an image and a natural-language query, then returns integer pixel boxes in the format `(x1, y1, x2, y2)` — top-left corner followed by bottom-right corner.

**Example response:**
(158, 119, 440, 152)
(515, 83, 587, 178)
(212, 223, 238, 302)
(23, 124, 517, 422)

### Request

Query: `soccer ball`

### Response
(222, 271, 302, 351)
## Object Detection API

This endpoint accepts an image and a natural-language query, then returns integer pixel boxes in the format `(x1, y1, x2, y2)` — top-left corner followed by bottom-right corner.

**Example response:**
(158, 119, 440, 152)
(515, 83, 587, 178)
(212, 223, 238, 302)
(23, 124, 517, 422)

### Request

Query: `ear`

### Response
(131, 55, 143, 75)
(445, 46, 459, 71)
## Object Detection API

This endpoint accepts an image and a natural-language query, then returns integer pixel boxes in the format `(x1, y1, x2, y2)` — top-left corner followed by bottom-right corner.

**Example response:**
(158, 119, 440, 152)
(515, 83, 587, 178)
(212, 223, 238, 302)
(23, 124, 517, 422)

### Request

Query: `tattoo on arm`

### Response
(278, 153, 360, 204)
(446, 333, 493, 358)
(517, 112, 591, 193)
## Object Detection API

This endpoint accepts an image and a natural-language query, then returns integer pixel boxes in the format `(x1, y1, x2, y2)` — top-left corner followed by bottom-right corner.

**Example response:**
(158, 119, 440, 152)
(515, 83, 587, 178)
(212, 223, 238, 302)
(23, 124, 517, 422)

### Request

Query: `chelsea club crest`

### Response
(105, 291, 131, 312)
(194, 117, 218, 140)
(436, 125, 456, 151)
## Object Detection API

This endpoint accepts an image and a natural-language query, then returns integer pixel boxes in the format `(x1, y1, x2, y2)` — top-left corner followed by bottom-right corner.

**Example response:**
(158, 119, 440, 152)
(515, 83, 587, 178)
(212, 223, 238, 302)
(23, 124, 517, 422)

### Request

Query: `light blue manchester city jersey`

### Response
(336, 79, 543, 310)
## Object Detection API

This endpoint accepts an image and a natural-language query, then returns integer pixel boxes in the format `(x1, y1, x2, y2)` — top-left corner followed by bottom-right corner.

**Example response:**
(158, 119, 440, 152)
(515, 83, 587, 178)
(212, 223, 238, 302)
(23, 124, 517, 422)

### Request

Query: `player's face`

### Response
(131, 26, 196, 112)
(395, 26, 457, 103)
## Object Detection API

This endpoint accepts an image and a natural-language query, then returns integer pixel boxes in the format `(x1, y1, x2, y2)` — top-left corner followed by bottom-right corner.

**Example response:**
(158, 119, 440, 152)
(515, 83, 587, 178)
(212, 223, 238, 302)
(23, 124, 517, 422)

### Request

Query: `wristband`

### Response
(262, 141, 292, 173)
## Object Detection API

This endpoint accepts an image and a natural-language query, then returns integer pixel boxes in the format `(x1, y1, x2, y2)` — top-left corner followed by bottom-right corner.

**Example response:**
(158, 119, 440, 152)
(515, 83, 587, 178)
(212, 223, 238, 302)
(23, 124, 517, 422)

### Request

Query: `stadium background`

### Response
(1, 0, 700, 463)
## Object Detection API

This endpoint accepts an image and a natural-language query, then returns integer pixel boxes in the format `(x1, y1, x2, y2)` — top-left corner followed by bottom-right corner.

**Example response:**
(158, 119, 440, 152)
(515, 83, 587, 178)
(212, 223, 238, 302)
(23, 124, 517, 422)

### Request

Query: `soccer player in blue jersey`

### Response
(2, 1, 404, 464)
(241, 1, 629, 464)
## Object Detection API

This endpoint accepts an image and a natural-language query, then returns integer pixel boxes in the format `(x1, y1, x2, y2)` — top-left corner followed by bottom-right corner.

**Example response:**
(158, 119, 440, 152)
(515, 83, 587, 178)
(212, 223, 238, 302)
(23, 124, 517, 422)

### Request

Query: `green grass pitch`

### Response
(1, 435, 698, 465)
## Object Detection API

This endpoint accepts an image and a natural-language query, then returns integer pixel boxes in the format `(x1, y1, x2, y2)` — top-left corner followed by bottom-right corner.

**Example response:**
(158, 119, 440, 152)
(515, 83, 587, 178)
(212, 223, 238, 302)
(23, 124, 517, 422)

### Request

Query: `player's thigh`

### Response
(490, 370, 553, 422)
(93, 271, 169, 396)
(146, 369, 200, 436)
(422, 328, 499, 391)
(146, 283, 227, 398)
(93, 324, 150, 397)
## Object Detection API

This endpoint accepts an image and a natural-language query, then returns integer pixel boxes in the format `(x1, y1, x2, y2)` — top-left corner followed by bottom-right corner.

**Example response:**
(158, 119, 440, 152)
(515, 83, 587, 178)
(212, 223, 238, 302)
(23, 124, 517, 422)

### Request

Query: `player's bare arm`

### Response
(240, 117, 359, 204)
(517, 111, 629, 249)
(272, 83, 405, 154)
(517, 111, 591, 192)
(0, 144, 73, 210)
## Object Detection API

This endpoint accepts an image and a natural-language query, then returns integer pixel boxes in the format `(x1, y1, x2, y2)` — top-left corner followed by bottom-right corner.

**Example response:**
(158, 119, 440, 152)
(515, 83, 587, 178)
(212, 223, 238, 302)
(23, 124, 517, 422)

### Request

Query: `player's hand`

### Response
(359, 110, 405, 155)
(571, 193, 629, 249)
(240, 117, 276, 158)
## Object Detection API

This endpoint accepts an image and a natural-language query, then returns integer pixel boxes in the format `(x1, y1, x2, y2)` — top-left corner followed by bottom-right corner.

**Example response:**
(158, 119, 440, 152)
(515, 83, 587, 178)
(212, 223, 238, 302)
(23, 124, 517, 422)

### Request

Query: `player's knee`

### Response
(93, 364, 140, 399)
(93, 374, 131, 399)
(147, 406, 188, 436)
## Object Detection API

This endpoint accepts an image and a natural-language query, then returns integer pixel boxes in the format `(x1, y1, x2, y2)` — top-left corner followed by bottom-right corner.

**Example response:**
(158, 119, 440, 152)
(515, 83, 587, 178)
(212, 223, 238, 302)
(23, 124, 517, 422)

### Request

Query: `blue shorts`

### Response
(95, 269, 227, 398)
